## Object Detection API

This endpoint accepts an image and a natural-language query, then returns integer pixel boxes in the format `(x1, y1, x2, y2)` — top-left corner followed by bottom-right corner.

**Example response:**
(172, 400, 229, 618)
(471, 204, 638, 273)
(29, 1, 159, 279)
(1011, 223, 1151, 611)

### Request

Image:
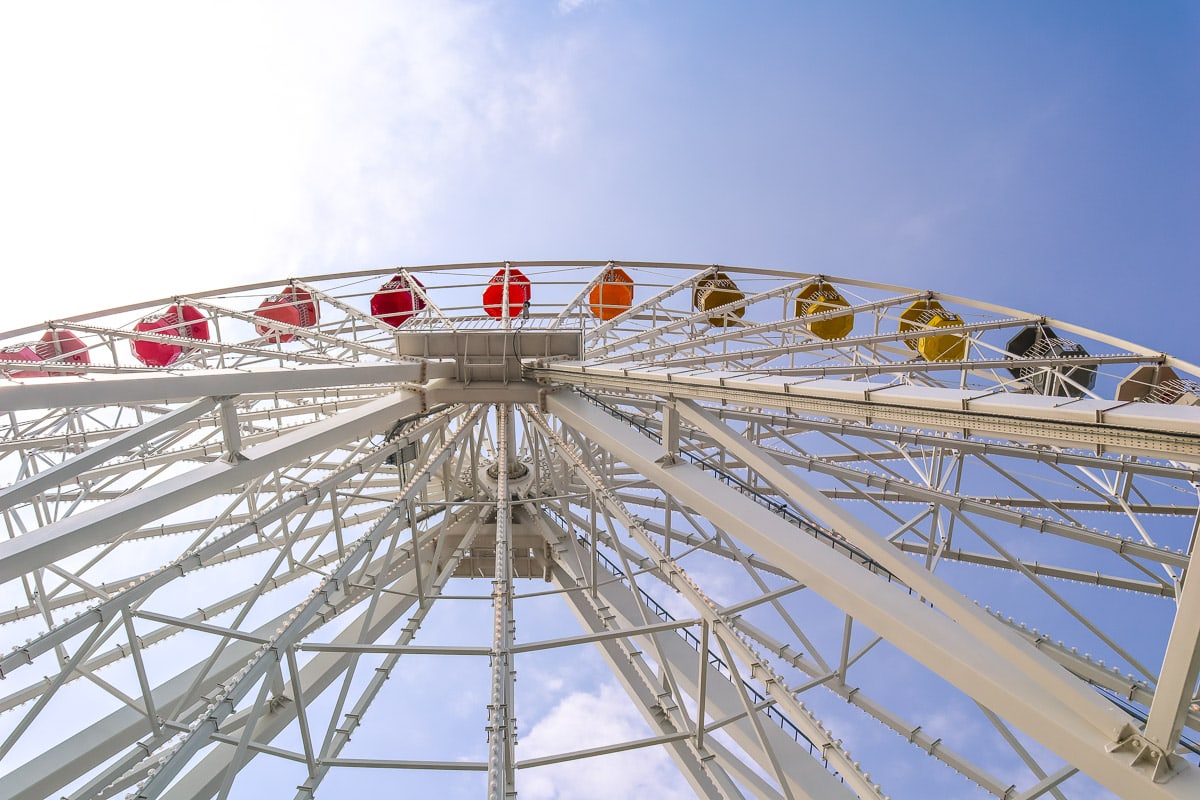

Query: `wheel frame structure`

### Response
(0, 260, 1197, 799)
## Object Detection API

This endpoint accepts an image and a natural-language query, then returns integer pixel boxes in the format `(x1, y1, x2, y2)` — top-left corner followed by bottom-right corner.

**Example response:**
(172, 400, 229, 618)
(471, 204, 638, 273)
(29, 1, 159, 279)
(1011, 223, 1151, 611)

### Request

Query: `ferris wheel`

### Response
(0, 261, 1197, 800)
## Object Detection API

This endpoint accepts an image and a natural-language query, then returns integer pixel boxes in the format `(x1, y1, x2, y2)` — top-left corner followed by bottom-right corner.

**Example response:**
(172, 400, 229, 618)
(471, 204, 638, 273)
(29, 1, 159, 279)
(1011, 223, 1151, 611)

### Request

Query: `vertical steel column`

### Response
(487, 405, 517, 798)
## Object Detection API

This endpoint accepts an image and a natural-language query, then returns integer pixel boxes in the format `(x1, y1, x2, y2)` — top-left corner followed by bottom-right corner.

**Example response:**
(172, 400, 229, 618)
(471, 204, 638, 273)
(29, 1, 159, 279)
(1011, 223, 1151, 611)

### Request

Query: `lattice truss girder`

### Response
(0, 262, 1198, 800)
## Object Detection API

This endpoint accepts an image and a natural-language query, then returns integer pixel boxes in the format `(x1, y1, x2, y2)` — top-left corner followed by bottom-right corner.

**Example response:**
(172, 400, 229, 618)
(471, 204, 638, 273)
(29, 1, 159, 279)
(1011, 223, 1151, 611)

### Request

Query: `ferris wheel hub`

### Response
(393, 331, 581, 384)
(478, 458, 536, 498)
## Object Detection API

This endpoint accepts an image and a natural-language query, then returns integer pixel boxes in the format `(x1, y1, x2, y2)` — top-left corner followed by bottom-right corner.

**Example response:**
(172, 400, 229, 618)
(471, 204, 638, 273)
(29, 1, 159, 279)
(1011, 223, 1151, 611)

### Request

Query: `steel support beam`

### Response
(1139, 567, 1200, 776)
(0, 362, 450, 411)
(487, 405, 517, 799)
(530, 408, 882, 798)
(546, 391, 1200, 799)
(531, 362, 1200, 459)
(0, 398, 217, 509)
(550, 532, 855, 800)
(0, 389, 427, 583)
(130, 407, 481, 799)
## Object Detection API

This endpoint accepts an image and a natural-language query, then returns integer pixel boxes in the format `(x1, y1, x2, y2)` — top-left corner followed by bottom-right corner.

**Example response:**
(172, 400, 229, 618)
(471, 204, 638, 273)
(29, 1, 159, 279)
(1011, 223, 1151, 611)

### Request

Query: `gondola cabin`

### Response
(898, 299, 967, 362)
(795, 280, 854, 340)
(482, 267, 532, 318)
(131, 305, 210, 367)
(1006, 325, 1097, 397)
(371, 274, 426, 328)
(693, 272, 746, 327)
(588, 267, 634, 321)
(0, 329, 90, 377)
(254, 286, 319, 343)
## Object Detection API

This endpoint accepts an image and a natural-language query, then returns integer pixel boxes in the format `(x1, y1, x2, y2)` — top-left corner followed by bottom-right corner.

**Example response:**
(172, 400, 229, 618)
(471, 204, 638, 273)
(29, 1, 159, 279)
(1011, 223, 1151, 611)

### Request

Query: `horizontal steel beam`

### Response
(0, 390, 426, 583)
(0, 362, 451, 411)
(0, 398, 216, 510)
(532, 362, 1200, 459)
(547, 391, 1200, 799)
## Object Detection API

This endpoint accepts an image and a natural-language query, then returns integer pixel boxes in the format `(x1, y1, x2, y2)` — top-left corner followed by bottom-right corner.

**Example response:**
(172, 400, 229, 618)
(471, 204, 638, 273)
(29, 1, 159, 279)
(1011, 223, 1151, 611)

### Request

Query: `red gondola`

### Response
(254, 286, 319, 343)
(0, 329, 90, 377)
(482, 267, 532, 319)
(371, 274, 426, 328)
(131, 304, 210, 367)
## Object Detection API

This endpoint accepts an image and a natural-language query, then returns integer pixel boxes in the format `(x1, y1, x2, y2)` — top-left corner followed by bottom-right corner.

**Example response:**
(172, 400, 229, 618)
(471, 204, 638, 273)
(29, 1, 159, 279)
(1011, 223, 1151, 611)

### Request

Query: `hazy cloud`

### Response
(519, 682, 692, 798)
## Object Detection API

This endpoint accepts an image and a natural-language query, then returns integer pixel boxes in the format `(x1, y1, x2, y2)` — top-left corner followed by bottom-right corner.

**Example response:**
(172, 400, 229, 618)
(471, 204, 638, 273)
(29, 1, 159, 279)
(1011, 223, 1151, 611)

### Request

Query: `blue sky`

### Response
(0, 3, 1197, 798)
(0, 1, 1196, 359)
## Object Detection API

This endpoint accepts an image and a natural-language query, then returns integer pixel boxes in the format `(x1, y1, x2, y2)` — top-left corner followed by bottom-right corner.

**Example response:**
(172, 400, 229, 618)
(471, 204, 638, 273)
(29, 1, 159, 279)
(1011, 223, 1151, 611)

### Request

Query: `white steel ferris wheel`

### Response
(0, 261, 1198, 800)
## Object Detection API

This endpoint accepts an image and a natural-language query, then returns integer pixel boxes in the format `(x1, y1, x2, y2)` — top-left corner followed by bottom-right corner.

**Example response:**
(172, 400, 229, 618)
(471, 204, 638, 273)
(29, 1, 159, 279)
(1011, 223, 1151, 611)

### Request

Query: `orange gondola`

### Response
(588, 267, 634, 321)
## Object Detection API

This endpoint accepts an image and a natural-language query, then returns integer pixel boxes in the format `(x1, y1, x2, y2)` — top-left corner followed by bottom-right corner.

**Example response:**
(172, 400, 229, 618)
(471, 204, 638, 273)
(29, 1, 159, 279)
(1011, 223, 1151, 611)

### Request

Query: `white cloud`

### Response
(0, 1, 585, 331)
(519, 682, 693, 798)
(556, 0, 602, 15)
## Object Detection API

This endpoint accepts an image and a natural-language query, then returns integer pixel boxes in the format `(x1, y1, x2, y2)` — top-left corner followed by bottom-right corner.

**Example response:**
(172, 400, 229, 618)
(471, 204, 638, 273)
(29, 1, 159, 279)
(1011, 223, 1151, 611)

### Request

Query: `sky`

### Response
(0, 1, 1197, 360)
(0, 3, 1198, 798)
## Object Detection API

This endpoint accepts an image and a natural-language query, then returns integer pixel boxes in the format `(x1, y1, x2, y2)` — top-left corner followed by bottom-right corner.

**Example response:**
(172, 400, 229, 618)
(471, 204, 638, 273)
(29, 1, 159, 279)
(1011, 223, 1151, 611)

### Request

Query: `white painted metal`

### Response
(546, 392, 1200, 799)
(0, 262, 1197, 800)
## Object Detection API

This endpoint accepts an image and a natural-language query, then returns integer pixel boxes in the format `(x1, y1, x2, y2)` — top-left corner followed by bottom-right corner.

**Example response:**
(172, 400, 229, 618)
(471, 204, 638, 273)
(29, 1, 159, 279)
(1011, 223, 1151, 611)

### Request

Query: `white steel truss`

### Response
(0, 261, 1197, 799)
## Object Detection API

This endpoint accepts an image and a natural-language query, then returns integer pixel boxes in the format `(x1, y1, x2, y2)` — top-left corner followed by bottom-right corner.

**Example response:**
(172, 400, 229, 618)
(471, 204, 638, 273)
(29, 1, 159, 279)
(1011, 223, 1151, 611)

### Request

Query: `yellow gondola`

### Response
(795, 280, 854, 340)
(693, 271, 746, 327)
(898, 298, 967, 362)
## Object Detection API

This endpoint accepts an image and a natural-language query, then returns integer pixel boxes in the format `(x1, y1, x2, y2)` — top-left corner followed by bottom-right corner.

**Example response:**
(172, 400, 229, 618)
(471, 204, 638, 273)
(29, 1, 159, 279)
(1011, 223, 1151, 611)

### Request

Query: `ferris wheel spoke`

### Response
(159, 415, 474, 733)
(529, 406, 884, 799)
(293, 513, 484, 799)
(975, 704, 1075, 800)
(889, 539, 1175, 595)
(589, 289, 923, 366)
(0, 390, 427, 584)
(131, 415, 478, 799)
(0, 398, 216, 511)
(1140, 574, 1200, 769)
(736, 435, 1184, 569)
(603, 314, 1037, 369)
(0, 527, 385, 721)
(0, 415, 445, 683)
(545, 389, 1200, 799)
(541, 362, 1200, 459)
(549, 261, 619, 329)
(180, 297, 399, 362)
(62, 319, 346, 368)
(589, 274, 818, 361)
(289, 279, 408, 338)
(929, 498, 1157, 681)
(671, 397, 1171, 683)
(158, 497, 475, 796)
(541, 545, 754, 799)
(58, 538, 431, 800)
(535, 512, 807, 799)
(730, 614, 1015, 796)
(576, 394, 1194, 611)
(0, 362, 445, 413)
(604, 397, 1200, 484)
(0, 393, 385, 459)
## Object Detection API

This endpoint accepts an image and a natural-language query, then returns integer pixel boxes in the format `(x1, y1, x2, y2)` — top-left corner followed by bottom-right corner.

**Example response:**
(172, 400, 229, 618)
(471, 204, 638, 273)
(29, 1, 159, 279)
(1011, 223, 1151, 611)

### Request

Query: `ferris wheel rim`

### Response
(3, 260, 1195, 379)
(0, 261, 1197, 799)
